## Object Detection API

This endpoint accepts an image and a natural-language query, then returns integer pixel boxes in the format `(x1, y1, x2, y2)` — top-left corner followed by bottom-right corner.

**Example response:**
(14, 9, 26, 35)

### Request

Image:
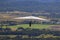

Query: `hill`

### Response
(0, 0, 60, 13)
(0, 0, 60, 18)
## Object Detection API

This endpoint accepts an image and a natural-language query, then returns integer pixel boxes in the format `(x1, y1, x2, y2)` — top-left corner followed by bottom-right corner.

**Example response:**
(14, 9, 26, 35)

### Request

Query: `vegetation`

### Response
(2, 24, 55, 29)
(0, 27, 60, 40)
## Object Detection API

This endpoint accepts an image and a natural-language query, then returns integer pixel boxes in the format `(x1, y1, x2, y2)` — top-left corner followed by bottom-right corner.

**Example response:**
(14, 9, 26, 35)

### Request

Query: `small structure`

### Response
(14, 16, 49, 27)
(14, 16, 48, 20)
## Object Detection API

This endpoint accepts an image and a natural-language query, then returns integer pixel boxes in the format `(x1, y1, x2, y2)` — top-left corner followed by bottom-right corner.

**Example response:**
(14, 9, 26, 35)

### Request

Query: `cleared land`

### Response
(2, 24, 56, 29)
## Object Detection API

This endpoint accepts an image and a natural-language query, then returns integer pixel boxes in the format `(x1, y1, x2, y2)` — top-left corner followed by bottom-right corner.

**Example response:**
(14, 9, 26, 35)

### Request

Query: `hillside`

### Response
(0, 11, 60, 21)
(0, 0, 60, 18)
(0, 0, 60, 13)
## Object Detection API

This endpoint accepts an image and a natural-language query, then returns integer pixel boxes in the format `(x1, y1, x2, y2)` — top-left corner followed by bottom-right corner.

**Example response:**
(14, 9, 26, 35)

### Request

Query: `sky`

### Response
(0, 0, 60, 2)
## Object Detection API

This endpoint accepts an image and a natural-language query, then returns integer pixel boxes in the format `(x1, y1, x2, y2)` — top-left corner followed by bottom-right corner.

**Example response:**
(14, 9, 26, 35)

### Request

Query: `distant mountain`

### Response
(0, 0, 60, 13)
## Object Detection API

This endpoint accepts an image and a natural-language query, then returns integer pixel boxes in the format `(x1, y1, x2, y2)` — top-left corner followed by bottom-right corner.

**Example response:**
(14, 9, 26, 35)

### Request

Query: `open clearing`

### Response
(2, 24, 56, 29)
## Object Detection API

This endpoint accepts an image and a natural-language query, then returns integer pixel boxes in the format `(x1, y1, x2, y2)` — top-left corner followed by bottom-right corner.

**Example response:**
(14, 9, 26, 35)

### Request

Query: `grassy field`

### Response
(2, 24, 55, 29)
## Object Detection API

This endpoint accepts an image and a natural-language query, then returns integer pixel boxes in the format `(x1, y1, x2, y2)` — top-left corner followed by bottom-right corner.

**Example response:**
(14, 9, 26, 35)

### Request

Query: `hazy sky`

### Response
(0, 0, 60, 2)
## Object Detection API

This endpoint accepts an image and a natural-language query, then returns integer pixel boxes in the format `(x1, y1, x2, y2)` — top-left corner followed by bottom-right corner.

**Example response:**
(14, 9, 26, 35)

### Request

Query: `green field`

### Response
(3, 24, 55, 29)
